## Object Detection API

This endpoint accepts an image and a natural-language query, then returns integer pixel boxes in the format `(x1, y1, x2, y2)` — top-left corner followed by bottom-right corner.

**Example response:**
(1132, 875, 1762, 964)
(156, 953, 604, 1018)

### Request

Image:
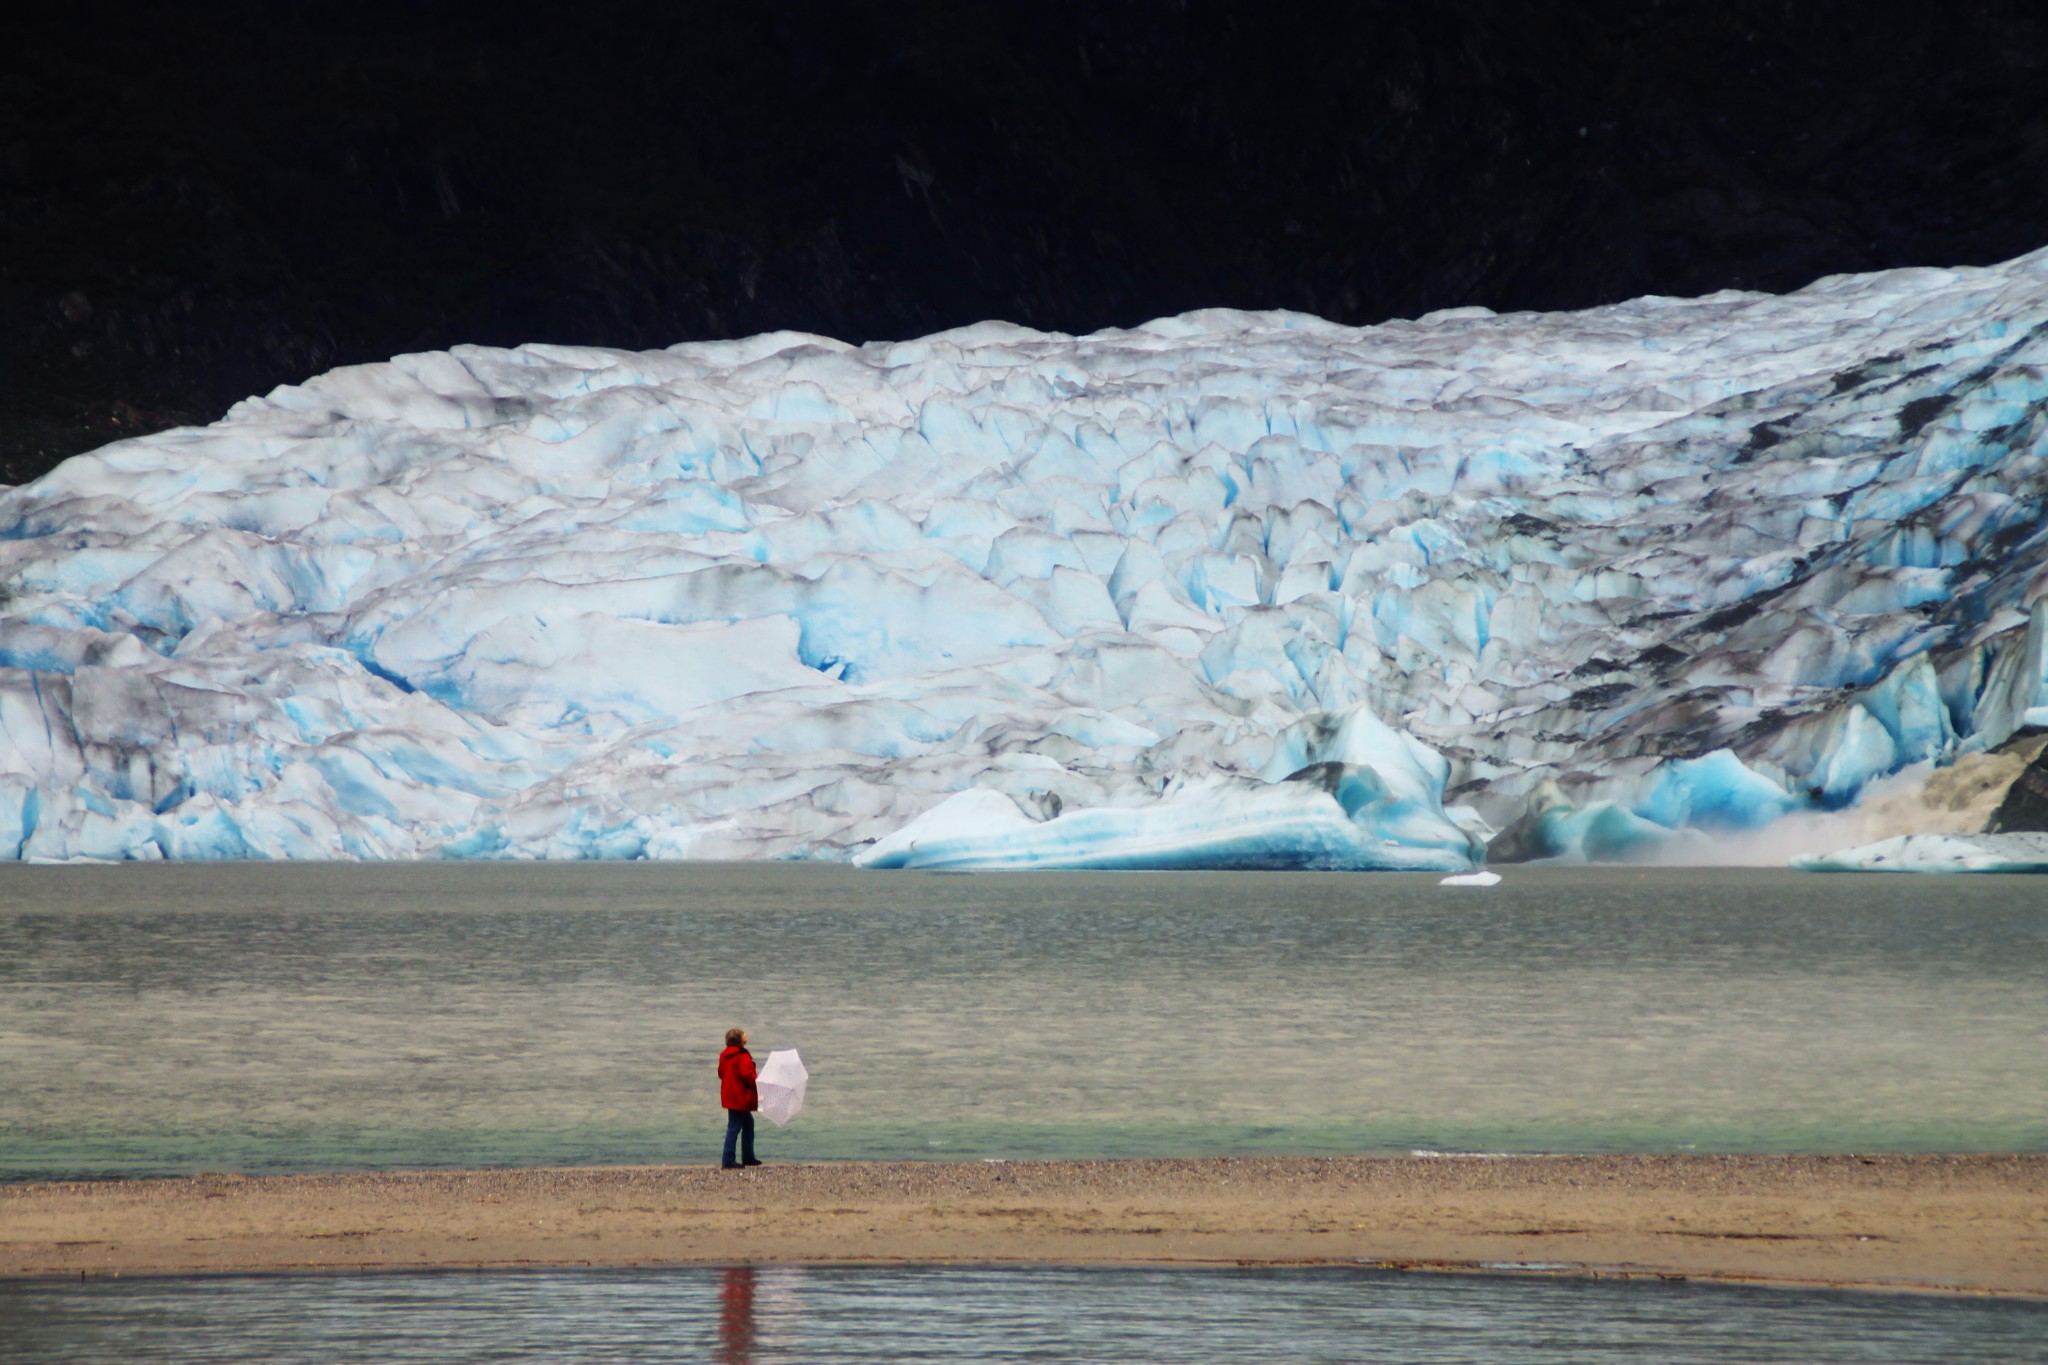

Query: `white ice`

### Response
(1793, 832, 2048, 873)
(4, 247, 2048, 867)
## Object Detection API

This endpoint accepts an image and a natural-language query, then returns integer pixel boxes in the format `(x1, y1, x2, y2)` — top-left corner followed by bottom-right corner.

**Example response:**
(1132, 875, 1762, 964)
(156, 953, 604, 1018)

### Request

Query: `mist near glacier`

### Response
(3, 250, 2047, 865)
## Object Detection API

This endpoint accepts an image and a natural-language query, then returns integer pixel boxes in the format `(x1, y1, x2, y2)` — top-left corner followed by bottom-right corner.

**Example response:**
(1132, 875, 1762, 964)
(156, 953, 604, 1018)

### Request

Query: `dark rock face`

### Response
(1988, 739, 2048, 833)
(7, 1, 2048, 486)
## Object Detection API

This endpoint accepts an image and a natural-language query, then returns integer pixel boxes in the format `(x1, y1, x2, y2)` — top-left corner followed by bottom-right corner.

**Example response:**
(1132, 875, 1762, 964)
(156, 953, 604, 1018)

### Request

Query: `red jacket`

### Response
(718, 1045, 758, 1112)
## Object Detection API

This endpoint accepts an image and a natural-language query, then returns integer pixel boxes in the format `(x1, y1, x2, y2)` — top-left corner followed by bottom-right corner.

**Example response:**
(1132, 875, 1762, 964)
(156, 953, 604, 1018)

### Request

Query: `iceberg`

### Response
(5, 248, 2048, 865)
(1793, 832, 2048, 873)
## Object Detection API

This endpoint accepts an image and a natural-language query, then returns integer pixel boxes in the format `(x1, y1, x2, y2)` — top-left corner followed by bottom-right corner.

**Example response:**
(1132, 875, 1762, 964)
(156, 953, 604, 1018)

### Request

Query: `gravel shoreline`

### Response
(3, 1154, 2042, 1296)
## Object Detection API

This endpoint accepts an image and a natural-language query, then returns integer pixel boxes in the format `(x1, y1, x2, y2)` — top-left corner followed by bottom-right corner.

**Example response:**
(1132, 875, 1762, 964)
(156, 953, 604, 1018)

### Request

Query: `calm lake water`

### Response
(2, 1266, 2043, 1364)
(1, 863, 2042, 1176)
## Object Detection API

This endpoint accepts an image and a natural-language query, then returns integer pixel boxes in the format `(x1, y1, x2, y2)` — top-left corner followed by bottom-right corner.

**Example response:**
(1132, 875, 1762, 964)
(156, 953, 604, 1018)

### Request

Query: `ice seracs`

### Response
(4, 248, 2048, 865)
(857, 705, 1482, 871)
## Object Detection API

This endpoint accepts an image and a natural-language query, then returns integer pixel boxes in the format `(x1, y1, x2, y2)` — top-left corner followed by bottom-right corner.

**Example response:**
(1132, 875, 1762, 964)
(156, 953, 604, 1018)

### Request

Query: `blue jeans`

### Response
(722, 1109, 756, 1167)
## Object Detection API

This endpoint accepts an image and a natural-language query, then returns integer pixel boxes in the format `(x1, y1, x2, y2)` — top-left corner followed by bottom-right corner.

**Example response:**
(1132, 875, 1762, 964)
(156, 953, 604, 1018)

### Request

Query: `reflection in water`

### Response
(0, 1265, 2038, 1363)
(719, 1266, 754, 1364)
(717, 1266, 803, 1363)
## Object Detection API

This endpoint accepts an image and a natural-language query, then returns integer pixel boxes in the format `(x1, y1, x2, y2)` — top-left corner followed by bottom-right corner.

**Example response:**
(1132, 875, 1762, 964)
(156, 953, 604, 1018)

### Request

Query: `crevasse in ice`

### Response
(3, 248, 2048, 865)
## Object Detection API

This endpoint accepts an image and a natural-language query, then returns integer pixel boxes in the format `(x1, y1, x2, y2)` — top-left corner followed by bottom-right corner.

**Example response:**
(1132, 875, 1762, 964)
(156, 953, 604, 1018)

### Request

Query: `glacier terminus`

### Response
(4, 249, 2048, 868)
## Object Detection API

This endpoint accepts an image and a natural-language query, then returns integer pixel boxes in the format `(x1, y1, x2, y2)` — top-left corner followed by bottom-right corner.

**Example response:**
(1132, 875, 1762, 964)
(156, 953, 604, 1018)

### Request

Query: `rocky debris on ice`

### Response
(1797, 730, 2048, 872)
(5, 248, 2048, 865)
(1986, 735, 2048, 833)
(1793, 831, 2048, 873)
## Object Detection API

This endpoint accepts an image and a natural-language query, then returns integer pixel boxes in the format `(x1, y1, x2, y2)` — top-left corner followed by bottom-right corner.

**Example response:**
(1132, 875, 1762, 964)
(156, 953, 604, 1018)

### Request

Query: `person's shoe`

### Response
(742, 1157, 764, 1167)
(721, 1162, 742, 1170)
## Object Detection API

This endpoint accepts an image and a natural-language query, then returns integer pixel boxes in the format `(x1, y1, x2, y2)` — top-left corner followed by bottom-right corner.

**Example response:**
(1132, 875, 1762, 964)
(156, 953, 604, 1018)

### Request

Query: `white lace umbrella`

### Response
(757, 1048, 808, 1126)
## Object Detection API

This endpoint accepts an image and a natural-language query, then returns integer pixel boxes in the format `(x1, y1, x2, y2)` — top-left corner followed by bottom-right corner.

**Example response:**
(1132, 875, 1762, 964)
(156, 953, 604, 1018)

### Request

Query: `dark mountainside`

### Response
(7, 1, 2048, 487)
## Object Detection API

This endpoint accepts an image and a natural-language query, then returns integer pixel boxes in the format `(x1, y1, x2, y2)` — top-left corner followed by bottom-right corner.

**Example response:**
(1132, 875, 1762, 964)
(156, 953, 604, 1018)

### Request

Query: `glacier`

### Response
(4, 248, 2048, 866)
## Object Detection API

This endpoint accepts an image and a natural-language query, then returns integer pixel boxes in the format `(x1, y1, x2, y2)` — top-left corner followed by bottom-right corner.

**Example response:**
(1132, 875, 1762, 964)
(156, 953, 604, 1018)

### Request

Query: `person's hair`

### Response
(725, 1027, 747, 1048)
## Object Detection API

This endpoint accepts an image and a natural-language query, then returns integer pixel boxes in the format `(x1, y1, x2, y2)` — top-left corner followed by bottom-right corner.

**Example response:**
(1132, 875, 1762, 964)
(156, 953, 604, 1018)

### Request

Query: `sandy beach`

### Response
(3, 1154, 2042, 1296)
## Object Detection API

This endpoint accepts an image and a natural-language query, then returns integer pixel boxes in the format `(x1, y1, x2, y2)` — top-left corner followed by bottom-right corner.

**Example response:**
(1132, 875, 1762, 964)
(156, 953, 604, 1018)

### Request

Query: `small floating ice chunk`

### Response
(1438, 869, 1502, 887)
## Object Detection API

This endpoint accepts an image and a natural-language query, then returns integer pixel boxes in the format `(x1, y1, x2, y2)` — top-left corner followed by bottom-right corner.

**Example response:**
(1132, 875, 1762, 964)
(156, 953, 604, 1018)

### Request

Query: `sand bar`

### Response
(3, 1155, 2043, 1296)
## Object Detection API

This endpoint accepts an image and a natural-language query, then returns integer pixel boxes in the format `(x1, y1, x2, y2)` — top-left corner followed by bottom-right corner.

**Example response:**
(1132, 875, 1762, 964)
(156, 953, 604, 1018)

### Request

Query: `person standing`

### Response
(718, 1027, 762, 1169)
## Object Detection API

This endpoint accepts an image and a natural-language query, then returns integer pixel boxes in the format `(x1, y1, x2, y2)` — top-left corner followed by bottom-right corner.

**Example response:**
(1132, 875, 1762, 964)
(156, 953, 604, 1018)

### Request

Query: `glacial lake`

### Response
(1, 863, 2043, 1177)
(3, 1265, 2045, 1364)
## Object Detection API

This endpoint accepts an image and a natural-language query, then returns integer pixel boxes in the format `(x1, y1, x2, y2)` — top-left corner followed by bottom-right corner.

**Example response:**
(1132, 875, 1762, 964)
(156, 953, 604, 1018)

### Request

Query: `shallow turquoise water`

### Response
(1, 1266, 2042, 1364)
(2, 863, 2043, 1177)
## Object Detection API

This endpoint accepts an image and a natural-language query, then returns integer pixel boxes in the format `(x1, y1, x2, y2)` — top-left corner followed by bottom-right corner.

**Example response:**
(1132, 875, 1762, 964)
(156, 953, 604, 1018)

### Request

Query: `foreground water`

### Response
(2, 1266, 2042, 1364)
(2, 864, 2044, 1178)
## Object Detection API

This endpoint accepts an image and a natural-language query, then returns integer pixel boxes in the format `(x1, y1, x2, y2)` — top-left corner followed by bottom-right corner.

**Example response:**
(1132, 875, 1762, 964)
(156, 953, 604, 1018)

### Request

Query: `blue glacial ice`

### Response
(5, 247, 2048, 867)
